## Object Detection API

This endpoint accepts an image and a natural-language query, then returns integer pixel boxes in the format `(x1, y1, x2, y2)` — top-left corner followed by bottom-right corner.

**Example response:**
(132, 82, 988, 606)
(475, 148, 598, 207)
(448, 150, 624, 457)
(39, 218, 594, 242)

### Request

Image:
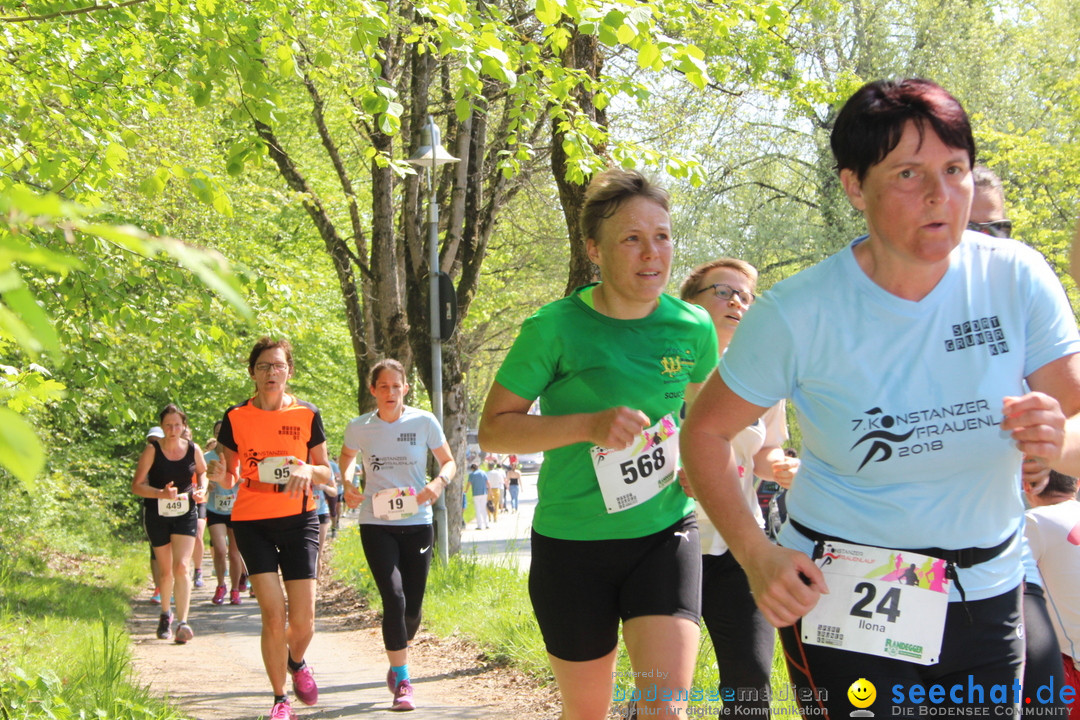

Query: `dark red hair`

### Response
(831, 78, 975, 182)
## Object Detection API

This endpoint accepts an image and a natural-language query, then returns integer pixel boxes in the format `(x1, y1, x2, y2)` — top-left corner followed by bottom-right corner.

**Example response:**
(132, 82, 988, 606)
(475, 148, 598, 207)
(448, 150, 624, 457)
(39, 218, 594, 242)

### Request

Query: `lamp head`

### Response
(407, 116, 459, 167)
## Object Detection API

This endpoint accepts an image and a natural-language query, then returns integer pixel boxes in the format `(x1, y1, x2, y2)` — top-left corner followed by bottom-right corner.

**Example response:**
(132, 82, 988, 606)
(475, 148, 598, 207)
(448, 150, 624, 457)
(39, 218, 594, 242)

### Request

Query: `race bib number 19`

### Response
(801, 540, 950, 665)
(372, 487, 419, 521)
(590, 414, 679, 514)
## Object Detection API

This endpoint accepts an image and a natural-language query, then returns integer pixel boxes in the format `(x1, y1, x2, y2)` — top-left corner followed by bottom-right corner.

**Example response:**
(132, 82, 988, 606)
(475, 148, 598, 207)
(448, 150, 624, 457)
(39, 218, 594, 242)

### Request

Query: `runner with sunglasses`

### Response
(969, 164, 1013, 239)
(970, 163, 1068, 717)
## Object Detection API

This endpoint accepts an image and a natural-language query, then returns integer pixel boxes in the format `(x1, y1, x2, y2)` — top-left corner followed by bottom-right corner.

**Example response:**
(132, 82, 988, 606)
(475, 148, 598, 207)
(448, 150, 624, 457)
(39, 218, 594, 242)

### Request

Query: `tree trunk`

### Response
(553, 28, 607, 296)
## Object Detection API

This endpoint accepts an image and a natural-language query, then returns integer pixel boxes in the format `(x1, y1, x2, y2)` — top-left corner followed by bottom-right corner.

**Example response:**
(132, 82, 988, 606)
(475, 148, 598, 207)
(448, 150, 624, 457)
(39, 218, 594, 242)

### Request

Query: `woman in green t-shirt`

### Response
(479, 167, 718, 720)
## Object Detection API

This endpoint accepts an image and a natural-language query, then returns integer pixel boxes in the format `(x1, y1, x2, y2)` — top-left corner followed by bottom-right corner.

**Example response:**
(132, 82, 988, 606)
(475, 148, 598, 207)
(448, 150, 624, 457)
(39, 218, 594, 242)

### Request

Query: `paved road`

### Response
(459, 471, 537, 572)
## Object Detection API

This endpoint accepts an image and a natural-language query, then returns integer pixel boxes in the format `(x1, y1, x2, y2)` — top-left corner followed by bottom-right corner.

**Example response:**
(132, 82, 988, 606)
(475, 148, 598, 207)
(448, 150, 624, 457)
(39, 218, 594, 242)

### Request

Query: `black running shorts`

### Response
(232, 511, 319, 581)
(528, 513, 701, 662)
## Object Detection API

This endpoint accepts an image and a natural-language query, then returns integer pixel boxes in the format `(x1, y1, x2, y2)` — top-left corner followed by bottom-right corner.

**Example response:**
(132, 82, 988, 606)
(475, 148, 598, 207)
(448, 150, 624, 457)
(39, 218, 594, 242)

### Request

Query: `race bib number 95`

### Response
(801, 540, 950, 665)
(590, 414, 679, 514)
(257, 456, 302, 485)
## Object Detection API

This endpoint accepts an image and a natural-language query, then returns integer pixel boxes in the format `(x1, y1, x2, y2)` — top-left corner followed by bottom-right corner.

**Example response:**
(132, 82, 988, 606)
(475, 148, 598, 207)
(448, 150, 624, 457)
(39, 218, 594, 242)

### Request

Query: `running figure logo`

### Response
(851, 408, 914, 471)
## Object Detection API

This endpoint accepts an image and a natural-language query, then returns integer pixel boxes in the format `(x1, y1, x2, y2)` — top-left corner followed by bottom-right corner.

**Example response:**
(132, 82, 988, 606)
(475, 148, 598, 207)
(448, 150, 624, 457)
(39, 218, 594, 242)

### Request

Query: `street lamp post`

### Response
(407, 115, 459, 564)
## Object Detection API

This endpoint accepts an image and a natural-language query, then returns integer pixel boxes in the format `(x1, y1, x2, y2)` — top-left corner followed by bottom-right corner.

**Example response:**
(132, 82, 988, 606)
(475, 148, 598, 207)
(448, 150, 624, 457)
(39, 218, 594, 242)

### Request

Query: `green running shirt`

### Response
(495, 284, 718, 540)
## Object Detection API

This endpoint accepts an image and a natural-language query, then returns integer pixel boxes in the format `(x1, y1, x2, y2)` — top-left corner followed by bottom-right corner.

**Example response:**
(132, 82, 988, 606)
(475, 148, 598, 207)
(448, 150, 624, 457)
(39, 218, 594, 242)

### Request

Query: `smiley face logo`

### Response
(848, 678, 876, 709)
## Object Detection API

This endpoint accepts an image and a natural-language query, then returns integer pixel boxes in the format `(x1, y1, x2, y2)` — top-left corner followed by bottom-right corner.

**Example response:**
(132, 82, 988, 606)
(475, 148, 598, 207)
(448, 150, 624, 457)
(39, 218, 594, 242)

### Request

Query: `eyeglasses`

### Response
(967, 219, 1012, 239)
(254, 362, 289, 373)
(695, 283, 755, 306)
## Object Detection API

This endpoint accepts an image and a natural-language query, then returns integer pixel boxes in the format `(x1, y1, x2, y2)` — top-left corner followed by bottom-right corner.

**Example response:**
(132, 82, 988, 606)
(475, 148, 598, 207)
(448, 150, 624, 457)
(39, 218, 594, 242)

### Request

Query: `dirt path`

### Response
(128, 552, 559, 720)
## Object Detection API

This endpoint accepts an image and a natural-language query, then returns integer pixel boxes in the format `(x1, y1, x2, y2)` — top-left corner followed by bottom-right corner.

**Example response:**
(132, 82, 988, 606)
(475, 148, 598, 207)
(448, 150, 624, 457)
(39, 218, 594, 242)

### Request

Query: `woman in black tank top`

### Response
(132, 403, 207, 644)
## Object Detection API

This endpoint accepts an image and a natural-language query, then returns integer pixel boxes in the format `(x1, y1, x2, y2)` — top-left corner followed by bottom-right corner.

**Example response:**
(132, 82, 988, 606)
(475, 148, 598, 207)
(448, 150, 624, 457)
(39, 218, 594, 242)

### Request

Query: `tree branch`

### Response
(297, 58, 372, 280)
(2, 0, 150, 23)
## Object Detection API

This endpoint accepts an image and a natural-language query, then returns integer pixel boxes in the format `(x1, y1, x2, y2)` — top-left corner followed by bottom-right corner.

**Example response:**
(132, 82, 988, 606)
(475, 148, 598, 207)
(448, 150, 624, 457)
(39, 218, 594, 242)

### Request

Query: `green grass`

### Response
(332, 528, 800, 715)
(0, 504, 189, 720)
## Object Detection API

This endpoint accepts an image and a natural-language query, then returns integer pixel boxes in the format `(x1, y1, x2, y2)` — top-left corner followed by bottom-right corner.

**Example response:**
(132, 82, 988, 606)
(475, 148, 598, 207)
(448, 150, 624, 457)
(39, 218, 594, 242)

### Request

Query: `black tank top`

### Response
(146, 440, 196, 494)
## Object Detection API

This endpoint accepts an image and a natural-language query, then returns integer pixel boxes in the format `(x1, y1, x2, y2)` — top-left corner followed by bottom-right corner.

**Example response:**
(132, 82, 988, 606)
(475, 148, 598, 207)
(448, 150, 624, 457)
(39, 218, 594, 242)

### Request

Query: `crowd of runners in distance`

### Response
(134, 76, 1080, 720)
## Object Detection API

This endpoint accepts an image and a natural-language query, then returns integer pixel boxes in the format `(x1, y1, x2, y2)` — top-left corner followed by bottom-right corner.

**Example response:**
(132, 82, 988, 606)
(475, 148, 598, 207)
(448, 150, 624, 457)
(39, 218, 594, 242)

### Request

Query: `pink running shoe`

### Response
(391, 680, 415, 711)
(211, 585, 227, 605)
(174, 621, 194, 644)
(230, 589, 242, 605)
(270, 699, 296, 720)
(290, 664, 318, 706)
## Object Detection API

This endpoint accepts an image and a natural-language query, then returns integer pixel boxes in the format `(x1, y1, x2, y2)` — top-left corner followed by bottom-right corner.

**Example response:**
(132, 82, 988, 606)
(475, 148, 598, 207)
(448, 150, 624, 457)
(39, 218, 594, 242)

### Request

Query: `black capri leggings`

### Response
(360, 523, 434, 652)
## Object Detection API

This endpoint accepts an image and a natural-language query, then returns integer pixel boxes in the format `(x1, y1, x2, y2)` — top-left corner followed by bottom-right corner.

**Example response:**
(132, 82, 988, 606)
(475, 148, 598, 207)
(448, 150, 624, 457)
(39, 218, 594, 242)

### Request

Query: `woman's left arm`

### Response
(285, 442, 331, 498)
(416, 442, 456, 506)
(1004, 353, 1080, 476)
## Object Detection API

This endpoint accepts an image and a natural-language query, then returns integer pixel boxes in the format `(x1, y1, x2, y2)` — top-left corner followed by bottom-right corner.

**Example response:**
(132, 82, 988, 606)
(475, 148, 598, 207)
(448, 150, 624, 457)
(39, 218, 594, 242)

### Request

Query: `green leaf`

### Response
(598, 21, 619, 46)
(378, 112, 401, 135)
(1, 285, 60, 355)
(158, 239, 252, 320)
(104, 142, 128, 170)
(535, 0, 562, 26)
(637, 42, 661, 69)
(0, 407, 43, 491)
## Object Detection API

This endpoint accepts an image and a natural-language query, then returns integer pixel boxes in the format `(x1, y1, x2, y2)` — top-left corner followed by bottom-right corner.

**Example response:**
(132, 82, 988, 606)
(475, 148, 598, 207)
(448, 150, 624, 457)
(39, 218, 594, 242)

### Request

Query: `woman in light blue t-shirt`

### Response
(683, 78, 1080, 718)
(338, 359, 455, 713)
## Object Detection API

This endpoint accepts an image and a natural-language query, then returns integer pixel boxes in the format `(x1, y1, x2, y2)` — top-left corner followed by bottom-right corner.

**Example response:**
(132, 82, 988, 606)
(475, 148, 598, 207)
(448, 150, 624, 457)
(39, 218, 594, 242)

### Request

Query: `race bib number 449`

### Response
(802, 541, 950, 665)
(590, 414, 679, 514)
(158, 495, 190, 517)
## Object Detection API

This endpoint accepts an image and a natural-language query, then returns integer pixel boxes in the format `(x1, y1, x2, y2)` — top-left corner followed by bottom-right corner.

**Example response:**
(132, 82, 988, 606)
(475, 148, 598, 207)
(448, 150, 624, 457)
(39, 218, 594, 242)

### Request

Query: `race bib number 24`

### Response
(801, 541, 950, 665)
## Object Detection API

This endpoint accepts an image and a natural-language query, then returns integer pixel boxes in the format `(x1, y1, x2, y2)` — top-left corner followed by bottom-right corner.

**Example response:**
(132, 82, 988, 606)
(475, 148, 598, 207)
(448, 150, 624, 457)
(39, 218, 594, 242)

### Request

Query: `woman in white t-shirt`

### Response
(679, 258, 799, 717)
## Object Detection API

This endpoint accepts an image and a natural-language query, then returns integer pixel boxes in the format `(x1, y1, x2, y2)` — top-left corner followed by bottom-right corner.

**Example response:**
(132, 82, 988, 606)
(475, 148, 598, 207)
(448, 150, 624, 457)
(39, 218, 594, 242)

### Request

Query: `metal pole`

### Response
(427, 118, 449, 565)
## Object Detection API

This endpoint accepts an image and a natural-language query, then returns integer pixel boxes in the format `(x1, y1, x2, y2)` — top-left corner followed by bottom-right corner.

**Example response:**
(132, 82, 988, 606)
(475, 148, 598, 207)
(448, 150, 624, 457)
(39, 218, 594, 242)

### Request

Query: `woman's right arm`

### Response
(132, 444, 174, 499)
(682, 372, 826, 627)
(478, 381, 649, 454)
(337, 445, 365, 508)
(206, 446, 239, 489)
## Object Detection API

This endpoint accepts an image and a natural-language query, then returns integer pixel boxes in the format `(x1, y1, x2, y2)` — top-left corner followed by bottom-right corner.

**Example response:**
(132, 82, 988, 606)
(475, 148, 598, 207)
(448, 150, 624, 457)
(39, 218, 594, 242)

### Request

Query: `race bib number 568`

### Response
(590, 414, 679, 514)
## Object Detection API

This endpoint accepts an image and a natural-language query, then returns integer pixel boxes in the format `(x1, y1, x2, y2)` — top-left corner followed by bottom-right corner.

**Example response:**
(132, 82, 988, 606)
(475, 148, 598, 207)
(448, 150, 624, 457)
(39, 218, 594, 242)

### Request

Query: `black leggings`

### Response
(360, 523, 434, 652)
(701, 551, 775, 716)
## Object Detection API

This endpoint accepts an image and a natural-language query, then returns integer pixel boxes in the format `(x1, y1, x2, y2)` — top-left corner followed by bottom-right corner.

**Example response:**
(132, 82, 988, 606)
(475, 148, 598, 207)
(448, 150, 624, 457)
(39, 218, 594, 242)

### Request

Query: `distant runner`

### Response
(132, 404, 207, 644)
(340, 358, 456, 712)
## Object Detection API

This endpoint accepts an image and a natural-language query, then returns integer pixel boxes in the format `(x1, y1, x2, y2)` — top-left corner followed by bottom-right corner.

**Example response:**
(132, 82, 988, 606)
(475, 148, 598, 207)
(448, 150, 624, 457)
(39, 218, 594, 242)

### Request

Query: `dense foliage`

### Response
(2, 0, 1078, 545)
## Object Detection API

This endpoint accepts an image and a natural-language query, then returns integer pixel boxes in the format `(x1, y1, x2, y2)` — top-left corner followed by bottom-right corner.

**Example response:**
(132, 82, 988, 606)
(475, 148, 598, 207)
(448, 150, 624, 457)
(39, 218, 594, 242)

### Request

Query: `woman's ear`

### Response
(840, 168, 867, 212)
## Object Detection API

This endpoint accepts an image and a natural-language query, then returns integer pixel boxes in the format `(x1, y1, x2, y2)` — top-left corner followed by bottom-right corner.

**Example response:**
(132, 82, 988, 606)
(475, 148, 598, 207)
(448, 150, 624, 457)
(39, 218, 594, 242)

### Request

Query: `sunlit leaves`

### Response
(0, 407, 43, 491)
